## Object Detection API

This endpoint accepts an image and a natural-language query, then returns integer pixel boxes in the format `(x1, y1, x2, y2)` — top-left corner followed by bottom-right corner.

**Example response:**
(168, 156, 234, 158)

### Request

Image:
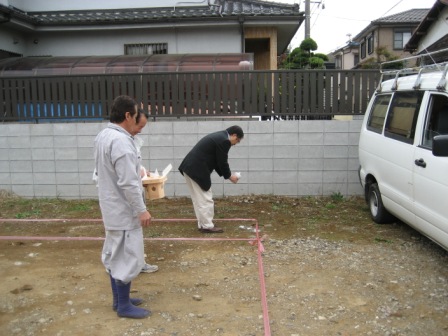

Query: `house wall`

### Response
(377, 28, 407, 58)
(12, 26, 241, 57)
(332, 48, 358, 70)
(245, 27, 278, 70)
(357, 27, 415, 65)
(0, 119, 364, 200)
(416, 7, 448, 53)
(0, 26, 31, 55)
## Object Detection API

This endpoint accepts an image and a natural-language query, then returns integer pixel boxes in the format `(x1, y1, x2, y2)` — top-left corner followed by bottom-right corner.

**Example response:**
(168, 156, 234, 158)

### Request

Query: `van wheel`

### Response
(368, 183, 394, 224)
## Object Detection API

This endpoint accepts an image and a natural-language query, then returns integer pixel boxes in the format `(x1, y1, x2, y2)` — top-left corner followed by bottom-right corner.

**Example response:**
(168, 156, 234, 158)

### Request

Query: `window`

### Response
(384, 91, 424, 143)
(367, 34, 374, 55)
(353, 54, 359, 66)
(367, 94, 392, 133)
(335, 55, 342, 69)
(393, 30, 412, 50)
(125, 43, 168, 55)
(360, 40, 366, 59)
(422, 95, 448, 149)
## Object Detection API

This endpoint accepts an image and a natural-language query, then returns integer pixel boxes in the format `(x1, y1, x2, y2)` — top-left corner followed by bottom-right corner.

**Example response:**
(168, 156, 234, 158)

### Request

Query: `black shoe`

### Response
(198, 227, 224, 233)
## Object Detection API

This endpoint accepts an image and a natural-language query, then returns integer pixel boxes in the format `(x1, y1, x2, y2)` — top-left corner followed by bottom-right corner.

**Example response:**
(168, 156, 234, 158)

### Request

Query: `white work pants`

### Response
(184, 173, 215, 229)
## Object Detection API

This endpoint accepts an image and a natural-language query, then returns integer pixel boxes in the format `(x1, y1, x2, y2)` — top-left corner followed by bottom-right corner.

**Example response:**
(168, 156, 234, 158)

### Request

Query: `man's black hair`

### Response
(226, 125, 244, 139)
(136, 109, 149, 124)
(109, 95, 138, 123)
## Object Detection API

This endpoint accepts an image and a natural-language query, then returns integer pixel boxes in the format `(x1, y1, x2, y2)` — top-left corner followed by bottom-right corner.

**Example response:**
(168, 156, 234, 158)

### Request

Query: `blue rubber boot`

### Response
(115, 280, 151, 319)
(109, 274, 144, 311)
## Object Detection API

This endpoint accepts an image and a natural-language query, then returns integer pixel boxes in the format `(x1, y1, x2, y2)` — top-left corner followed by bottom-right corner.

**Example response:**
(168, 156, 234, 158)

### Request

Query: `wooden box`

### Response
(142, 176, 167, 200)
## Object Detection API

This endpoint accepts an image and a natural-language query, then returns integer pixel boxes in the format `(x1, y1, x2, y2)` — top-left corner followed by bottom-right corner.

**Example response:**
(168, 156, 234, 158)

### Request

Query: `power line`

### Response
(380, 0, 404, 17)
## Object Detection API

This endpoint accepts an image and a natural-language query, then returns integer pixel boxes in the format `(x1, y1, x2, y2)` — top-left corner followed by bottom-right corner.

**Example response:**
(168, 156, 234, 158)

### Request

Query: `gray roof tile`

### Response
(372, 8, 429, 24)
(1, 0, 301, 26)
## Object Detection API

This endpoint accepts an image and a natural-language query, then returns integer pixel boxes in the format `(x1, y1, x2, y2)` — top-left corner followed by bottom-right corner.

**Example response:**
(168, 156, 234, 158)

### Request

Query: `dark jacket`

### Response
(179, 130, 232, 191)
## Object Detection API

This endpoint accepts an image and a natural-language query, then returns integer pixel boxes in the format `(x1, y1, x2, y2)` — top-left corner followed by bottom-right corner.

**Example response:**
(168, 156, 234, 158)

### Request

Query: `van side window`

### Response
(384, 91, 424, 144)
(367, 94, 391, 133)
(422, 94, 448, 149)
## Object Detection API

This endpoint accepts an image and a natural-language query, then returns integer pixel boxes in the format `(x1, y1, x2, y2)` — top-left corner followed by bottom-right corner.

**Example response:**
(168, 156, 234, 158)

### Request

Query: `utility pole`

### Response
(304, 0, 324, 40)
(305, 0, 310, 39)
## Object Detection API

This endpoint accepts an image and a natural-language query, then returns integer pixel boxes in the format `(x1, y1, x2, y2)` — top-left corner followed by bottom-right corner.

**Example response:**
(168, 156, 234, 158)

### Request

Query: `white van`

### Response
(358, 52, 448, 251)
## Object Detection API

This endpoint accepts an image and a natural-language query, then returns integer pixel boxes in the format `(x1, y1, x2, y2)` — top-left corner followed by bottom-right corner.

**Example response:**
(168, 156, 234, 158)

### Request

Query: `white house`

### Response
(0, 0, 304, 70)
(405, 0, 448, 62)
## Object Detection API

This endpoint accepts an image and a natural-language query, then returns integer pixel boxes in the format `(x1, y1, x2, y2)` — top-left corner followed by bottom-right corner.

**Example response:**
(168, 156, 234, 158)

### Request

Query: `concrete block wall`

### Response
(0, 119, 364, 199)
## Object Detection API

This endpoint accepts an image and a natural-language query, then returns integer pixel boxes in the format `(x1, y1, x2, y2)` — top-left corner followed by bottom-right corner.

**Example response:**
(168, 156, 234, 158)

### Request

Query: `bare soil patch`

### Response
(0, 195, 447, 336)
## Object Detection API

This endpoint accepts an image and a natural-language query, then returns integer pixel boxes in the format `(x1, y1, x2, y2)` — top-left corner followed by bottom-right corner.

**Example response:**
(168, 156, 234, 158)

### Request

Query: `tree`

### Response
(360, 46, 404, 70)
(299, 38, 318, 56)
(280, 38, 327, 69)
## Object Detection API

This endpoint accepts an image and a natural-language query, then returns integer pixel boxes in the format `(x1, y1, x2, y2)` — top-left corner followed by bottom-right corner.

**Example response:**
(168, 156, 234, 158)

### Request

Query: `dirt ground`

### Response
(0, 194, 447, 336)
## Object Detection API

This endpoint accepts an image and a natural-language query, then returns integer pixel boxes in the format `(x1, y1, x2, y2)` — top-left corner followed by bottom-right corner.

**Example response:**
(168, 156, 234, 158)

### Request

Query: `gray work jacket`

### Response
(94, 123, 146, 230)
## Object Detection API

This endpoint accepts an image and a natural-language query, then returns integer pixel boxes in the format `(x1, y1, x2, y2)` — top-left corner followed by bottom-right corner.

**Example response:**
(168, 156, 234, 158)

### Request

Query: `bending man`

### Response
(179, 125, 244, 233)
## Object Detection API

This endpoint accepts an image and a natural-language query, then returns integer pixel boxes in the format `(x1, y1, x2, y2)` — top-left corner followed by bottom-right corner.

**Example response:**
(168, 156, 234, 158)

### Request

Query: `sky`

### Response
(269, 0, 437, 54)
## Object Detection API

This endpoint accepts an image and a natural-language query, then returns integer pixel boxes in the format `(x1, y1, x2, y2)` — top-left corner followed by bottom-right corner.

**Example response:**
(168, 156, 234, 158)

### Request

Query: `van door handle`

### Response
(414, 158, 427, 168)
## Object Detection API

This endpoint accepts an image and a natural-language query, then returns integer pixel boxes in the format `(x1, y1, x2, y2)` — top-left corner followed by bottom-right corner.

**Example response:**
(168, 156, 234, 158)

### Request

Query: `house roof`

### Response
(0, 0, 303, 54)
(371, 8, 430, 24)
(404, 1, 448, 53)
(353, 8, 430, 41)
(0, 0, 302, 26)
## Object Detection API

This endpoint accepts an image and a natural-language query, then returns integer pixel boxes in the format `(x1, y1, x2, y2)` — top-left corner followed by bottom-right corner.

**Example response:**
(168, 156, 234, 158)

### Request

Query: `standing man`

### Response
(94, 95, 151, 319)
(179, 125, 244, 233)
(93, 109, 158, 275)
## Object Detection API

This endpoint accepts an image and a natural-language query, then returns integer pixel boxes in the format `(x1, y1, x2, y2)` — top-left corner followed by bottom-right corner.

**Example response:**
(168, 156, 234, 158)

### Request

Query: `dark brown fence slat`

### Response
(267, 73, 274, 117)
(147, 75, 157, 115)
(273, 72, 280, 115)
(286, 72, 294, 116)
(91, 77, 100, 118)
(99, 77, 108, 119)
(366, 73, 377, 111)
(280, 72, 287, 116)
(294, 72, 302, 115)
(339, 72, 347, 113)
(3, 79, 12, 120)
(346, 72, 354, 114)
(81, 77, 88, 117)
(310, 71, 317, 114)
(317, 71, 324, 115)
(222, 73, 230, 114)
(323, 72, 331, 114)
(10, 79, 18, 120)
(303, 71, 310, 115)
(360, 73, 368, 115)
(193, 73, 199, 115)
(74, 77, 82, 117)
(12, 79, 21, 120)
(29, 79, 38, 120)
(184, 73, 192, 115)
(234, 73, 241, 115)
(169, 73, 178, 116)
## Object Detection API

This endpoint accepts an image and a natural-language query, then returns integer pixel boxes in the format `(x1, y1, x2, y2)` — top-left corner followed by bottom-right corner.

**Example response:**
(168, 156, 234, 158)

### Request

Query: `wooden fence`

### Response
(0, 69, 380, 122)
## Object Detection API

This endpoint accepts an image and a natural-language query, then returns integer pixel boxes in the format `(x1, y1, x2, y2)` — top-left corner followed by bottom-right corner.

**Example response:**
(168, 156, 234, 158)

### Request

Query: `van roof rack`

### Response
(376, 48, 448, 93)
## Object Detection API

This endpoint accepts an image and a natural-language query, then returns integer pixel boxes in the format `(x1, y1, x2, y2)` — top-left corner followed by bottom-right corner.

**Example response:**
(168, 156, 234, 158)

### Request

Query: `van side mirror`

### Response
(432, 135, 448, 157)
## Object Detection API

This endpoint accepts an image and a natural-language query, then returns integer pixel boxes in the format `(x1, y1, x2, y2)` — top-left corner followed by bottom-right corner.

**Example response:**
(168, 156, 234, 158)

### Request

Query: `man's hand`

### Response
(139, 210, 152, 228)
(229, 174, 239, 184)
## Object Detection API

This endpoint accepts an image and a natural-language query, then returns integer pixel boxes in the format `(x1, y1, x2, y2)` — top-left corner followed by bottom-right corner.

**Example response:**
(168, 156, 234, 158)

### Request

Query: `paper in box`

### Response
(142, 164, 172, 200)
